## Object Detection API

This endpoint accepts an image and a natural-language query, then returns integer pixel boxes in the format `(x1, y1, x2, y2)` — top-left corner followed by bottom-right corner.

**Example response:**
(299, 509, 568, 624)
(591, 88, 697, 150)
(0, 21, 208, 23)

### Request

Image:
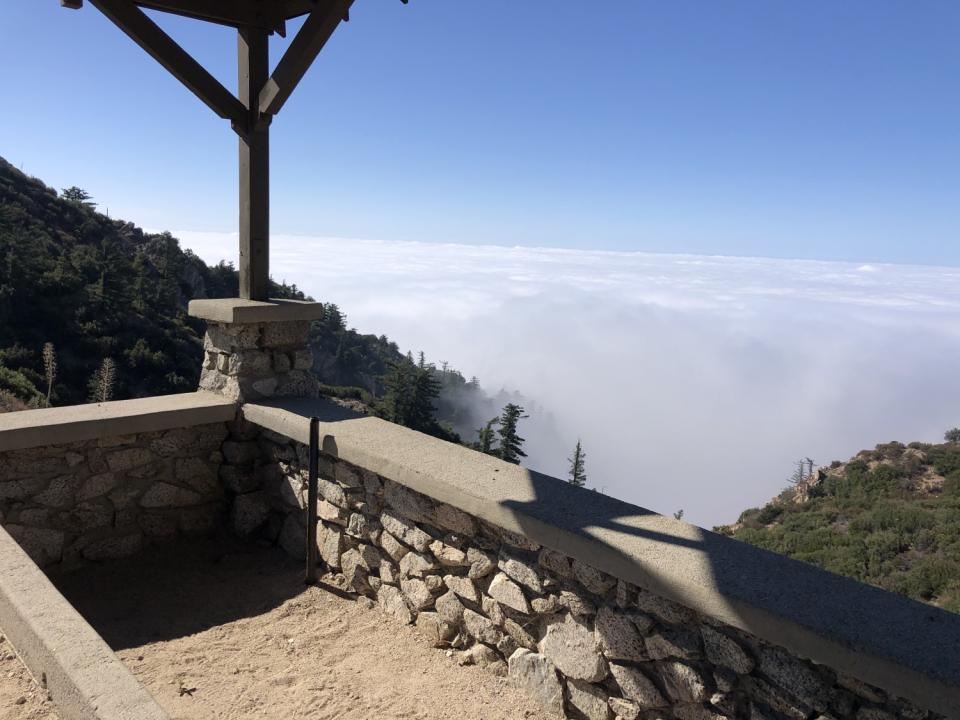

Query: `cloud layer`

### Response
(178, 231, 960, 527)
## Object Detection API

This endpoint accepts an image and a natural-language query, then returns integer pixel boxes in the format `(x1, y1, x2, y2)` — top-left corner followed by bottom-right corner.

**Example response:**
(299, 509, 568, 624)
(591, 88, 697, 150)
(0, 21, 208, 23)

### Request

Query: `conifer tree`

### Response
(477, 417, 498, 454)
(567, 439, 587, 487)
(497, 403, 528, 464)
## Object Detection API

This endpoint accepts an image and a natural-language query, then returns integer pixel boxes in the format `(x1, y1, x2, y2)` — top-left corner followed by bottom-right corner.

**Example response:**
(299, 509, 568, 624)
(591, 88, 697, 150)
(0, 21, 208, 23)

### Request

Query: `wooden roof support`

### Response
(259, 0, 354, 117)
(88, 0, 248, 127)
(63, 0, 406, 301)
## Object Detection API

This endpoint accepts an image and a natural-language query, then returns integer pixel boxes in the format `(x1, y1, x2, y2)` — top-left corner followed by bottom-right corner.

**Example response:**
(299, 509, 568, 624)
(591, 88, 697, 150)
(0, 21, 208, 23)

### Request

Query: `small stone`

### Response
(34, 475, 81, 508)
(425, 574, 445, 593)
(76, 472, 117, 501)
(608, 697, 641, 720)
(538, 548, 573, 578)
(566, 678, 611, 720)
(435, 590, 465, 624)
(380, 532, 409, 563)
(381, 511, 432, 552)
(596, 606, 648, 661)
(105, 447, 156, 472)
(645, 626, 701, 660)
(317, 478, 346, 507)
(463, 609, 502, 645)
(499, 550, 544, 594)
(674, 706, 731, 720)
(231, 492, 270, 535)
(443, 575, 478, 603)
(856, 709, 896, 720)
(435, 503, 477, 535)
(415, 612, 455, 647)
(401, 578, 434, 611)
(500, 616, 535, 649)
(758, 645, 830, 711)
(559, 589, 596, 616)
(342, 549, 371, 592)
(399, 550, 438, 578)
(459, 643, 500, 667)
(346, 512, 372, 539)
(317, 499, 349, 525)
(609, 663, 667, 708)
(538, 613, 607, 682)
(531, 595, 559, 614)
(487, 572, 531, 613)
(701, 625, 754, 674)
(482, 595, 505, 626)
(508, 649, 563, 715)
(293, 349, 314, 370)
(430, 540, 469, 566)
(272, 350, 292, 372)
(140, 483, 204, 508)
(573, 559, 616, 595)
(317, 524, 343, 568)
(635, 587, 695, 625)
(379, 559, 399, 585)
(221, 441, 260, 465)
(377, 584, 413, 624)
(384, 482, 434, 523)
(467, 547, 497, 579)
(657, 661, 709, 703)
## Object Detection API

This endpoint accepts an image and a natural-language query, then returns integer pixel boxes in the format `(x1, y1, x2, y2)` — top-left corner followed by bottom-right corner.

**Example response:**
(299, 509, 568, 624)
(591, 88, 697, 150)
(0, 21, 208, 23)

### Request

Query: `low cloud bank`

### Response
(178, 231, 960, 527)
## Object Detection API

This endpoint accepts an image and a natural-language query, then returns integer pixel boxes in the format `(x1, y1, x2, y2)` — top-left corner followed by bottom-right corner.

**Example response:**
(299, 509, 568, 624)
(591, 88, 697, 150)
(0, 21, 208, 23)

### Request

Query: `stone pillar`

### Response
(188, 299, 324, 402)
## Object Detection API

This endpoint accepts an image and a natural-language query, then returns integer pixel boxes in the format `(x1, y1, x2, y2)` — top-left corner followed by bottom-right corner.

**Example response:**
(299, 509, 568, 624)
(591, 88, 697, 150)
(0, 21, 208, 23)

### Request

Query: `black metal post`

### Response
(306, 416, 319, 584)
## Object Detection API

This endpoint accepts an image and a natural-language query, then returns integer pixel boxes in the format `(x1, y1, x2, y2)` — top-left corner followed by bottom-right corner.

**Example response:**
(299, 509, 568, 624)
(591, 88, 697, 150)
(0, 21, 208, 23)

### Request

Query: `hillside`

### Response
(0, 157, 505, 444)
(718, 437, 960, 613)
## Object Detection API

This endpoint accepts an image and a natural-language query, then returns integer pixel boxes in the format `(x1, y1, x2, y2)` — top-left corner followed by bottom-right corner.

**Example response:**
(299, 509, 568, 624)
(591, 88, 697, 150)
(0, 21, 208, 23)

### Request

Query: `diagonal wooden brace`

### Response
(88, 0, 248, 130)
(258, 0, 354, 117)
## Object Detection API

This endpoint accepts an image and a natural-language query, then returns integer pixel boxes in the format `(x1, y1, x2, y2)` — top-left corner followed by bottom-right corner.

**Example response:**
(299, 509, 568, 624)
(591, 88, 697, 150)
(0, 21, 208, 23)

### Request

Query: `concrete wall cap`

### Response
(0, 525, 170, 720)
(188, 298, 327, 324)
(241, 397, 960, 719)
(0, 392, 236, 452)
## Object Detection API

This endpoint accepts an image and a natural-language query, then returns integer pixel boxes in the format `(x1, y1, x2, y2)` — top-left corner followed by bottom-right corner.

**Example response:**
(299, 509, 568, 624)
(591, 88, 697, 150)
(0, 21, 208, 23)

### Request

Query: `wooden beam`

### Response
(258, 0, 354, 117)
(133, 0, 286, 33)
(238, 27, 270, 301)
(88, 0, 247, 126)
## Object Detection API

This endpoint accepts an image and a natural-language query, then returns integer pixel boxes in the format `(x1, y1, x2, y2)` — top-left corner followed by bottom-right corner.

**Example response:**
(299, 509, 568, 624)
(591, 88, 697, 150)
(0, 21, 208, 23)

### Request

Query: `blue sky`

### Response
(2, 1, 958, 264)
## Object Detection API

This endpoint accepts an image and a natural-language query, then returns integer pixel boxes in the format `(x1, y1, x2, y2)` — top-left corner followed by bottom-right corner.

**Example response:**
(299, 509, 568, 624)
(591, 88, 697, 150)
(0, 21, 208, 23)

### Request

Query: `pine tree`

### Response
(61, 186, 95, 207)
(497, 403, 528, 464)
(477, 417, 498, 454)
(567, 439, 587, 487)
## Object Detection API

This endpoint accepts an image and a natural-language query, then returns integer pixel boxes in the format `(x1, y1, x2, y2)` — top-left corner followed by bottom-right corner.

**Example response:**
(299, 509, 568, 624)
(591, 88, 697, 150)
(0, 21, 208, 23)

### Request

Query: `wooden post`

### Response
(238, 27, 270, 301)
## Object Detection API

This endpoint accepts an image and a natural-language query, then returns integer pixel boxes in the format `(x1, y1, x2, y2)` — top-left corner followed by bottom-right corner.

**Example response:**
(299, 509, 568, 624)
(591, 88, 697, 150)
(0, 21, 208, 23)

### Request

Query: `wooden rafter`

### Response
(133, 0, 288, 34)
(88, 0, 247, 127)
(259, 0, 354, 117)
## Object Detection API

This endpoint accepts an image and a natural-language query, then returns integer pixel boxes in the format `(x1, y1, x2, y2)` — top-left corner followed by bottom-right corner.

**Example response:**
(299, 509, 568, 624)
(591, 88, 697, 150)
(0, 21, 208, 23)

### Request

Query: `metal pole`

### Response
(306, 416, 319, 584)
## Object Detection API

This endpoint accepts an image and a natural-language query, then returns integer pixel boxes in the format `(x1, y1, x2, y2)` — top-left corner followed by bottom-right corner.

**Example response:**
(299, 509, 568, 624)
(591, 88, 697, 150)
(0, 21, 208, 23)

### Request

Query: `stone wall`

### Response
(240, 431, 940, 720)
(0, 423, 227, 568)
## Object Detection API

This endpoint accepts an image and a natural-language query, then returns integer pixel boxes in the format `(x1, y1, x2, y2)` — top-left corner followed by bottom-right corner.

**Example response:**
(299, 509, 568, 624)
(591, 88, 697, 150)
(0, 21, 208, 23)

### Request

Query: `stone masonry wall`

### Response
(0, 423, 228, 568)
(234, 430, 941, 720)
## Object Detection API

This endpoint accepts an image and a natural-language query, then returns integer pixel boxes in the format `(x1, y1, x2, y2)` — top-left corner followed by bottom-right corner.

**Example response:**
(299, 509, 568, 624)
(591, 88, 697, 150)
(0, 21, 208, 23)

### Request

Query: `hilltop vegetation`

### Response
(0, 157, 532, 452)
(718, 435, 960, 612)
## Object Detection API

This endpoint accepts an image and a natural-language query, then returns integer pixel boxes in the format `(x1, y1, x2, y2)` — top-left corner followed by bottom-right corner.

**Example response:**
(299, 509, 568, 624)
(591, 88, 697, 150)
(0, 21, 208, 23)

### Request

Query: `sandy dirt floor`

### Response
(0, 637, 58, 720)
(50, 538, 553, 720)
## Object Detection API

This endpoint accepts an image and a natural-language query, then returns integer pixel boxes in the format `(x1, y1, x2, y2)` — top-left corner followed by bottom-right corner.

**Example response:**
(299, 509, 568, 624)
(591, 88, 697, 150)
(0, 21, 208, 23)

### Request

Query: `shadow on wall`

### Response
(499, 469, 960, 693)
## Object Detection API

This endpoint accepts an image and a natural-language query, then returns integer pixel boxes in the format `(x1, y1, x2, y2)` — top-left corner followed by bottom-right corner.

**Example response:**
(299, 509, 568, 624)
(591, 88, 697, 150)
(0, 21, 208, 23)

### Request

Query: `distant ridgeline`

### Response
(0, 157, 521, 446)
(717, 437, 960, 613)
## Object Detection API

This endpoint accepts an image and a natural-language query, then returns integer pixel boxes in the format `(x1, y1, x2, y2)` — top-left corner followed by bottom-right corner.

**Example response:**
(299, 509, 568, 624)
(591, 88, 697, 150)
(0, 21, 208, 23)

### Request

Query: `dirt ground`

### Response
(49, 538, 554, 720)
(0, 638, 58, 720)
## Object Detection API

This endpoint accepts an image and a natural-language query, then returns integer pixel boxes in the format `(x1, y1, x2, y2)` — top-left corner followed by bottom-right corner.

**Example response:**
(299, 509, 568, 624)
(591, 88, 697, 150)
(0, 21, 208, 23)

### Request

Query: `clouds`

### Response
(178, 231, 960, 527)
